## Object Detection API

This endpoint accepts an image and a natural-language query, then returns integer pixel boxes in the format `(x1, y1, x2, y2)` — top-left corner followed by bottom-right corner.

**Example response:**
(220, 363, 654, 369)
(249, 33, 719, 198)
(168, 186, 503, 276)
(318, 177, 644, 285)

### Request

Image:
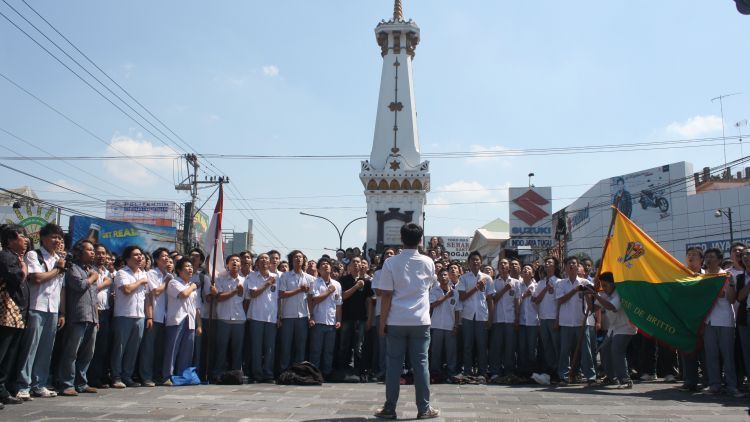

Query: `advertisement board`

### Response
(0, 205, 58, 246)
(105, 200, 180, 227)
(609, 164, 679, 225)
(69, 215, 177, 255)
(426, 235, 472, 260)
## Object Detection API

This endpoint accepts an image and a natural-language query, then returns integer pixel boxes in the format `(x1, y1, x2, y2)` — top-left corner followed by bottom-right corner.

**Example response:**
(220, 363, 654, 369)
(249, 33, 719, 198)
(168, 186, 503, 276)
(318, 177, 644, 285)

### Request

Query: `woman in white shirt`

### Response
(162, 258, 202, 384)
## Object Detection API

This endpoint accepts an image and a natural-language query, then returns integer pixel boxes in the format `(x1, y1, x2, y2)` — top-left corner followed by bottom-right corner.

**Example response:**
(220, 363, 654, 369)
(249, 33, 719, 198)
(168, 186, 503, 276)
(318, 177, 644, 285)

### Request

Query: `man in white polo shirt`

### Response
(244, 253, 279, 383)
(374, 223, 439, 420)
(278, 250, 315, 371)
(209, 254, 245, 381)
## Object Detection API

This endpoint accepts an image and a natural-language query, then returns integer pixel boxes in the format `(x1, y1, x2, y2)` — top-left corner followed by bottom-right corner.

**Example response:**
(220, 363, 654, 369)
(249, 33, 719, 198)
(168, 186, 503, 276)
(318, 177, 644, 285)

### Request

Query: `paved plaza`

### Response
(1, 381, 747, 421)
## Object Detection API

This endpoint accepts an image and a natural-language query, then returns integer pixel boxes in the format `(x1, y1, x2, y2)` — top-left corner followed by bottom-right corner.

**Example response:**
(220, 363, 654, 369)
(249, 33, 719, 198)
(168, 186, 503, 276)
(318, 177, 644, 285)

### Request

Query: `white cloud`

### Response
(207, 114, 221, 123)
(104, 135, 178, 186)
(665, 115, 722, 138)
(123, 63, 135, 79)
(262, 65, 280, 77)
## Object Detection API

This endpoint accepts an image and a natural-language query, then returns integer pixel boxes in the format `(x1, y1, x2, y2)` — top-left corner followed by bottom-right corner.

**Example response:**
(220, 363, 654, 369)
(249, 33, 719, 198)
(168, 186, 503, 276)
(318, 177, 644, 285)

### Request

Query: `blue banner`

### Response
(69, 215, 177, 255)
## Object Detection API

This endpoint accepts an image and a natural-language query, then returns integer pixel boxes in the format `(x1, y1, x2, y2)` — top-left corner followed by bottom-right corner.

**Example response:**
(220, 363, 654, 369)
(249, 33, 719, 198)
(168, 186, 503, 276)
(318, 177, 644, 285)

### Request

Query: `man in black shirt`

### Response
(338, 256, 373, 380)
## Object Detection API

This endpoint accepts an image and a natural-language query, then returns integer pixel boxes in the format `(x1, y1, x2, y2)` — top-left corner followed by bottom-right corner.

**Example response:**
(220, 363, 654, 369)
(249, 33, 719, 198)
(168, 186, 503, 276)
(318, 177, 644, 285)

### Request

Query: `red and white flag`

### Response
(204, 183, 225, 282)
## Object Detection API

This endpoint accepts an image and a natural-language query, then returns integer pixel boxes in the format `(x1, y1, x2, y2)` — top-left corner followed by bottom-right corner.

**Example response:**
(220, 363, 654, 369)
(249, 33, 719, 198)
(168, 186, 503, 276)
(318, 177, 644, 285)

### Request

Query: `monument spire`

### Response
(393, 0, 403, 21)
(360, 2, 430, 253)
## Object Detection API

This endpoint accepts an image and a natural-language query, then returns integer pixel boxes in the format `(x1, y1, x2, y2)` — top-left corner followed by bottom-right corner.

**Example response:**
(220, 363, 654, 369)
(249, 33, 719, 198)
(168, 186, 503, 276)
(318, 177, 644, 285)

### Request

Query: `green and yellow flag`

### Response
(600, 207, 728, 352)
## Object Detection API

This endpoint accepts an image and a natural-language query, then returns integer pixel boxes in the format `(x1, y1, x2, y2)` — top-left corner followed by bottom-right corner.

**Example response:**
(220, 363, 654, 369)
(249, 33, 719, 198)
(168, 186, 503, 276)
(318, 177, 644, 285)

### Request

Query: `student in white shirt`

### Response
(489, 258, 520, 379)
(531, 257, 561, 379)
(374, 223, 439, 420)
(702, 248, 742, 397)
(429, 268, 459, 378)
(110, 246, 152, 389)
(244, 253, 279, 383)
(308, 257, 343, 378)
(138, 247, 171, 387)
(457, 251, 494, 379)
(518, 264, 540, 378)
(16, 223, 66, 399)
(555, 256, 596, 385)
(594, 272, 636, 389)
(208, 254, 245, 381)
(278, 250, 315, 371)
(162, 258, 201, 383)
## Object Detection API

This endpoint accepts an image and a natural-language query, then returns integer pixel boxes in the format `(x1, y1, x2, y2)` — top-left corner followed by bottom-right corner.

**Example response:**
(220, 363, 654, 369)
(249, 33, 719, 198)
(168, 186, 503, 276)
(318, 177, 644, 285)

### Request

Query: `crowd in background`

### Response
(0, 224, 747, 410)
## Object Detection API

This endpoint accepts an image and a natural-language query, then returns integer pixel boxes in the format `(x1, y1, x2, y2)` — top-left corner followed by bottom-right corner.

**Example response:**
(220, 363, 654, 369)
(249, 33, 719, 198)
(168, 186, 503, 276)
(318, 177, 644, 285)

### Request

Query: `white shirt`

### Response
(244, 271, 279, 322)
(518, 281, 539, 327)
(278, 270, 314, 319)
(166, 277, 198, 329)
(378, 249, 434, 326)
(603, 291, 637, 335)
(458, 271, 494, 322)
(310, 277, 342, 325)
(535, 275, 559, 320)
(492, 276, 520, 324)
(214, 273, 246, 321)
(25, 248, 64, 313)
(707, 271, 736, 327)
(96, 267, 111, 311)
(147, 269, 169, 324)
(555, 276, 588, 327)
(429, 285, 459, 331)
(113, 267, 147, 318)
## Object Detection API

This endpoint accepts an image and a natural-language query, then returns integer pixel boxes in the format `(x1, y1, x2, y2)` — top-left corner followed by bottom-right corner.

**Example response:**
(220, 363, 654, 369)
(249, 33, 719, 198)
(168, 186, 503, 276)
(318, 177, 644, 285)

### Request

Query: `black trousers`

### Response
(0, 326, 23, 398)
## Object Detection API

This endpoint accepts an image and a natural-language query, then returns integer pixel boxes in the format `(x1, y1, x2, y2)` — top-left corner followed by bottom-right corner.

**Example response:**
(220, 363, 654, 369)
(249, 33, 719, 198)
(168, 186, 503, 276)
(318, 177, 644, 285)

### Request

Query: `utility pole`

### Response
(175, 153, 229, 252)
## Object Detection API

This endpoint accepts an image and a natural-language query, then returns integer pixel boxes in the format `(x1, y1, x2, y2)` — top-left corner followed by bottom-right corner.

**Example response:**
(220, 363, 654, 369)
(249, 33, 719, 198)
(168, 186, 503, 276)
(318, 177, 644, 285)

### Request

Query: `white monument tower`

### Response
(360, 0, 430, 252)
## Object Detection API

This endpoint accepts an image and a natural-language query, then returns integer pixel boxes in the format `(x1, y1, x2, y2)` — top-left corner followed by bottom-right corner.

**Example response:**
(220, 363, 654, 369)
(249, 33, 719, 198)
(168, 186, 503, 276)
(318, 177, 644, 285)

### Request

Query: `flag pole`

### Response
(568, 197, 621, 384)
(204, 180, 223, 383)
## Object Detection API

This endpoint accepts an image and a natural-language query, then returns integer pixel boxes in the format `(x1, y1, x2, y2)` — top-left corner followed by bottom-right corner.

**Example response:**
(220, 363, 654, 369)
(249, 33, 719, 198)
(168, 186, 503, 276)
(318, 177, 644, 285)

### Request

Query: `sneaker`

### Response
(417, 406, 440, 419)
(701, 386, 721, 395)
(663, 374, 677, 383)
(77, 386, 97, 394)
(476, 375, 486, 384)
(111, 380, 126, 389)
(373, 407, 397, 419)
(142, 380, 156, 388)
(60, 388, 78, 397)
(31, 387, 57, 398)
(619, 379, 633, 389)
(161, 379, 173, 387)
(15, 390, 32, 401)
(123, 380, 141, 388)
(639, 373, 656, 381)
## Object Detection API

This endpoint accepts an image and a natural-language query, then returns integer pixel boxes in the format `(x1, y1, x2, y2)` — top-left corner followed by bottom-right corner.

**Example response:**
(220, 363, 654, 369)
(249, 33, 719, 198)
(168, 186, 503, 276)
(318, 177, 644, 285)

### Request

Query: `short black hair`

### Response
(317, 256, 332, 268)
(152, 247, 170, 263)
(599, 272, 615, 284)
(39, 222, 64, 239)
(0, 224, 25, 249)
(686, 246, 704, 259)
(564, 256, 579, 265)
(705, 248, 723, 261)
(468, 250, 482, 261)
(189, 247, 205, 262)
(225, 254, 240, 265)
(400, 223, 423, 248)
(122, 245, 143, 261)
(175, 257, 192, 272)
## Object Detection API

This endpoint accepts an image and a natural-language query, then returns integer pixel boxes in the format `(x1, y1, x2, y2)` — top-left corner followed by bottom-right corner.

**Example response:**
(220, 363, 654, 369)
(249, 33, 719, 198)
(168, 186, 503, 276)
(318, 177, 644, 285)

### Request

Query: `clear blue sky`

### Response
(1, 1, 748, 259)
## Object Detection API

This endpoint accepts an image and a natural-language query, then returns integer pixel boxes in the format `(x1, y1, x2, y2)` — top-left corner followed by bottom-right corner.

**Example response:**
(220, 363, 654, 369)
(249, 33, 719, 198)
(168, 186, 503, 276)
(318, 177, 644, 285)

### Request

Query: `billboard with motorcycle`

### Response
(610, 164, 676, 224)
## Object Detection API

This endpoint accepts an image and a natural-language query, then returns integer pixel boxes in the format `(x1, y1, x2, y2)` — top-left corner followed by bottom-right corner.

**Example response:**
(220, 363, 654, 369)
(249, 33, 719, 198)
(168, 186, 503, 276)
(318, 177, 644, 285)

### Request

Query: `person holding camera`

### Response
(17, 223, 66, 400)
(58, 240, 99, 396)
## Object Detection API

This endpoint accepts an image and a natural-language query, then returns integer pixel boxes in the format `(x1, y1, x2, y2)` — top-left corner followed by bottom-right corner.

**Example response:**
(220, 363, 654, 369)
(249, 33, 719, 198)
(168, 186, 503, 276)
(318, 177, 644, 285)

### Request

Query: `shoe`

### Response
(663, 374, 676, 383)
(60, 388, 78, 397)
(142, 380, 156, 388)
(77, 386, 97, 394)
(701, 386, 721, 395)
(476, 375, 486, 384)
(91, 383, 109, 389)
(557, 380, 569, 387)
(619, 379, 633, 389)
(31, 387, 57, 398)
(111, 380, 126, 389)
(677, 384, 698, 393)
(585, 379, 598, 387)
(123, 380, 141, 388)
(1, 396, 22, 405)
(639, 373, 656, 381)
(727, 389, 745, 398)
(489, 374, 499, 383)
(417, 406, 440, 419)
(15, 391, 32, 401)
(161, 379, 173, 387)
(374, 407, 397, 419)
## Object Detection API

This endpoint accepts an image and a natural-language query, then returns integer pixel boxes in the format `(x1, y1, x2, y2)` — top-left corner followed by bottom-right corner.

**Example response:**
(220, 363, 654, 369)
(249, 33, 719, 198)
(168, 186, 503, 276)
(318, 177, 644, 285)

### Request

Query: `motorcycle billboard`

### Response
(610, 164, 677, 224)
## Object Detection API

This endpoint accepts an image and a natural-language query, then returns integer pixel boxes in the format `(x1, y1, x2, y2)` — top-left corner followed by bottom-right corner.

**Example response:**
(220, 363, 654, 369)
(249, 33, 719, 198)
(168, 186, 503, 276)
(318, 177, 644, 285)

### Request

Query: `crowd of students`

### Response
(0, 223, 746, 410)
